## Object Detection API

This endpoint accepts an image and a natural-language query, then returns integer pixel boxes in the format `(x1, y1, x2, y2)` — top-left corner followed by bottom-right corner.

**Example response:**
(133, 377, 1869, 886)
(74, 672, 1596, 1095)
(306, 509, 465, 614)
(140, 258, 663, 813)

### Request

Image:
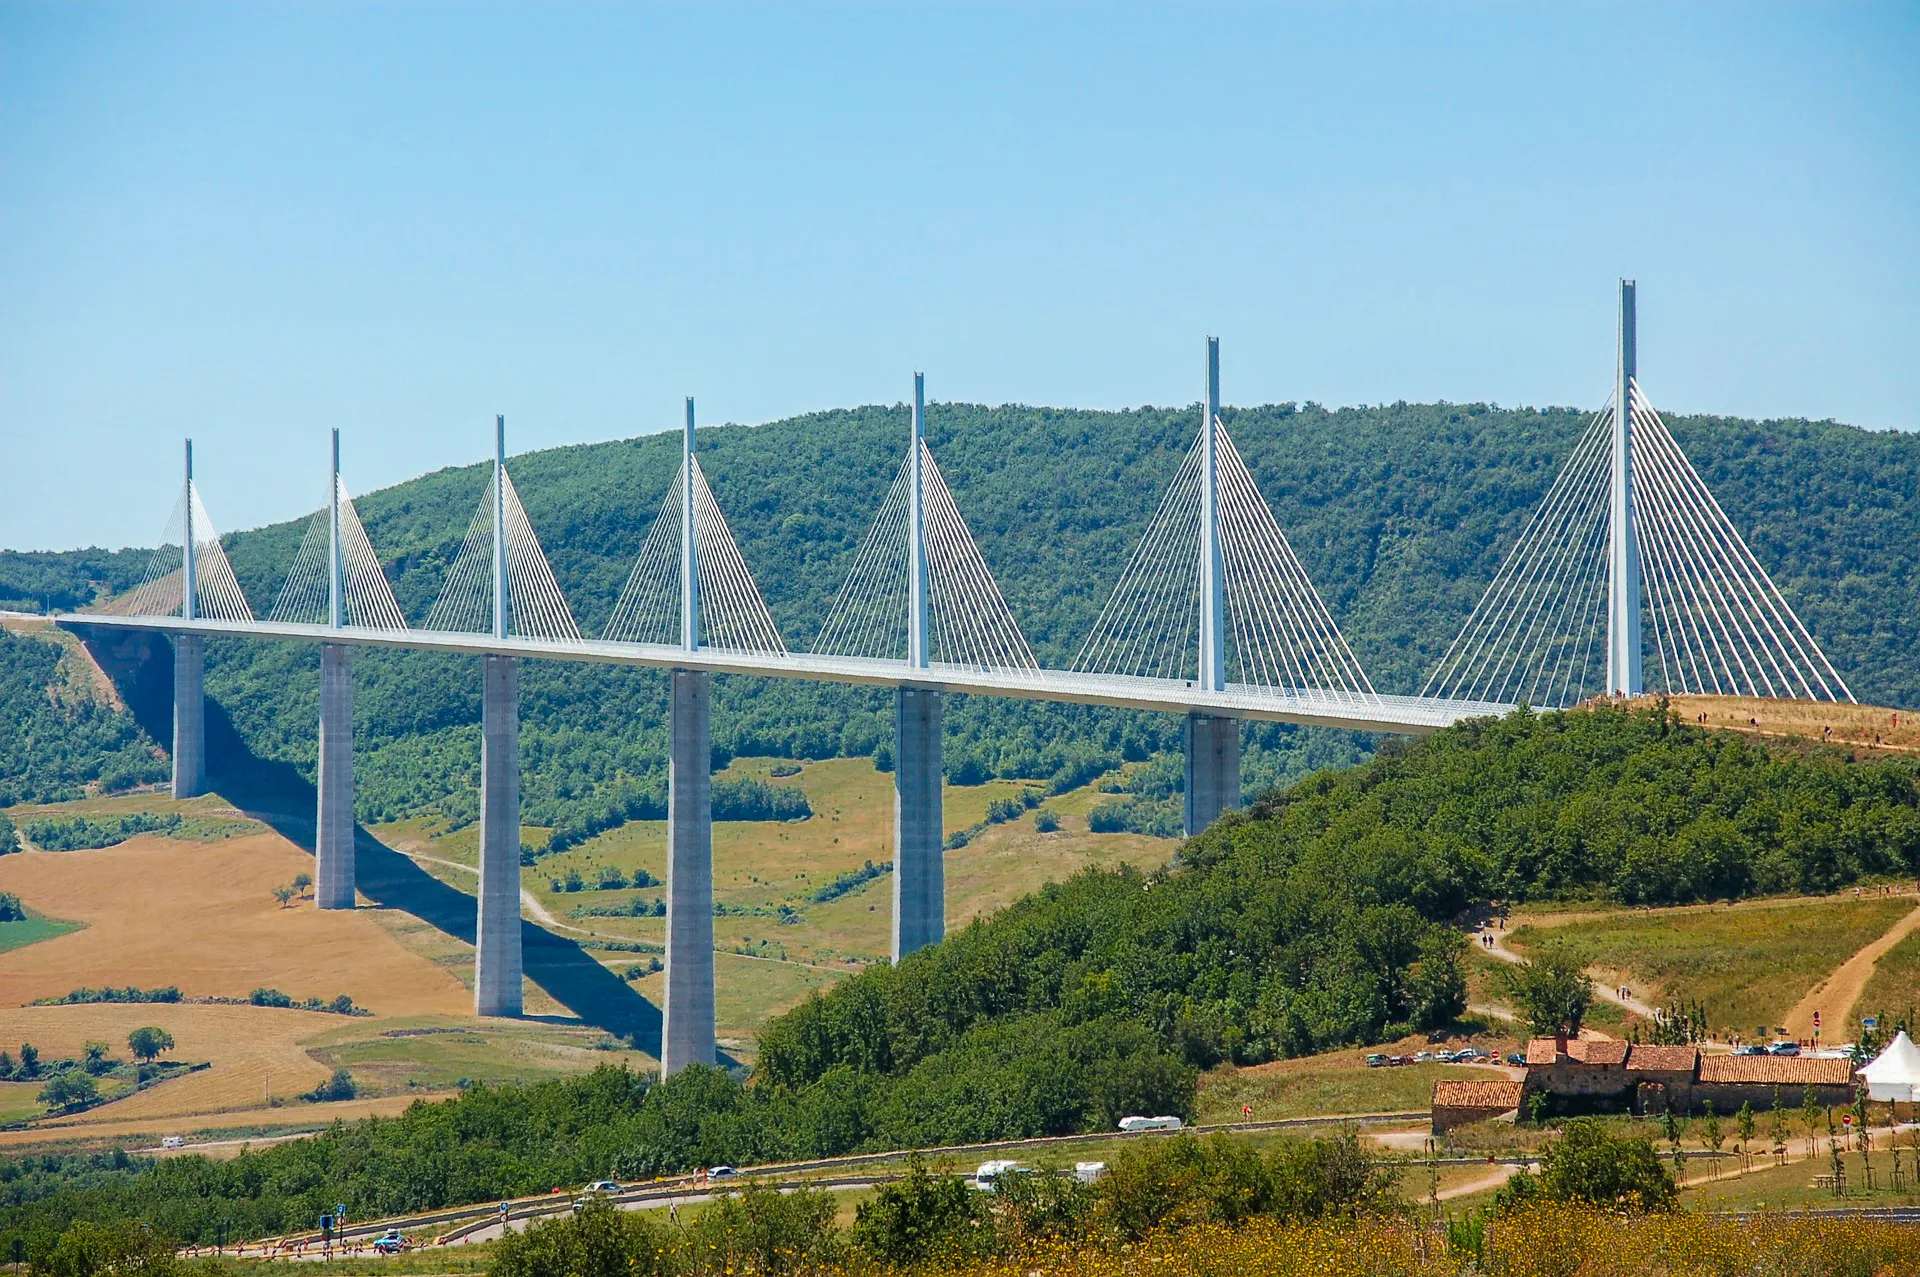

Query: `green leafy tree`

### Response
(127, 1027, 174, 1065)
(491, 1199, 678, 1277)
(1737, 1101, 1755, 1169)
(271, 884, 296, 908)
(39, 1072, 99, 1114)
(689, 1180, 839, 1275)
(82, 1042, 112, 1077)
(1804, 1085, 1823, 1157)
(35, 1218, 180, 1277)
(1501, 949, 1594, 1037)
(851, 1158, 994, 1265)
(17, 1042, 39, 1079)
(1497, 1118, 1677, 1213)
(290, 873, 312, 895)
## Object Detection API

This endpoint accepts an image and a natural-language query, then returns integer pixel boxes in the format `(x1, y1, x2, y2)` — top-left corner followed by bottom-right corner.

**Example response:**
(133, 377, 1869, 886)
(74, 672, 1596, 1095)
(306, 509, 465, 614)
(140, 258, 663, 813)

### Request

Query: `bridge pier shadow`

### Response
(70, 625, 664, 1057)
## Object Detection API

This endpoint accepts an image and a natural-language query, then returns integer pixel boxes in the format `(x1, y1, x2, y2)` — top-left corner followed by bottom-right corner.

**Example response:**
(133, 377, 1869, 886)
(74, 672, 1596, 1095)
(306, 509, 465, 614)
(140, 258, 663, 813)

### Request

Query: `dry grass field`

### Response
(0, 754, 1177, 1141)
(1644, 693, 1919, 755)
(1507, 894, 1915, 1038)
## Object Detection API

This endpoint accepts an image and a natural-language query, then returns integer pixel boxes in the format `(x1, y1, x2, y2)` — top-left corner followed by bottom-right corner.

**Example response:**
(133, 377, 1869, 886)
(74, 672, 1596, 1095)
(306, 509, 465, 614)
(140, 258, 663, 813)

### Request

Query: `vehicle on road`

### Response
(1412, 1051, 1435, 1063)
(1118, 1115, 1183, 1132)
(1506, 1052, 1527, 1067)
(160, 1136, 184, 1149)
(1769, 1041, 1802, 1056)
(1365, 1053, 1387, 1068)
(1736, 1044, 1769, 1056)
(585, 1180, 621, 1195)
(973, 1160, 1024, 1190)
(372, 1232, 408, 1255)
(707, 1166, 737, 1181)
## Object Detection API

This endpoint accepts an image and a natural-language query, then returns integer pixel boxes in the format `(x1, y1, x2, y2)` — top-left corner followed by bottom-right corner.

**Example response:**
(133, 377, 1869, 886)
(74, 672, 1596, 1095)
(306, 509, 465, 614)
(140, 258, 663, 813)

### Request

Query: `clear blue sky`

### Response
(3, 3, 1915, 551)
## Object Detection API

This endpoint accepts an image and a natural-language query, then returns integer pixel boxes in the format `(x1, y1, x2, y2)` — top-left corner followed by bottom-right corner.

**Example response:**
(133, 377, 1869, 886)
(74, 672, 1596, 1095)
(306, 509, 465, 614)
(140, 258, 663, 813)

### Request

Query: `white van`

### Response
(972, 1159, 1023, 1190)
(1117, 1115, 1183, 1133)
(1074, 1161, 1107, 1184)
(160, 1136, 184, 1149)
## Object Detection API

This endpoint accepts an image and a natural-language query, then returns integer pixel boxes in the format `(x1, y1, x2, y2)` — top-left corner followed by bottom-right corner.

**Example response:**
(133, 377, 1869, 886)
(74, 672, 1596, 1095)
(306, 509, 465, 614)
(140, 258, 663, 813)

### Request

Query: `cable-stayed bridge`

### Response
(56, 284, 1851, 1072)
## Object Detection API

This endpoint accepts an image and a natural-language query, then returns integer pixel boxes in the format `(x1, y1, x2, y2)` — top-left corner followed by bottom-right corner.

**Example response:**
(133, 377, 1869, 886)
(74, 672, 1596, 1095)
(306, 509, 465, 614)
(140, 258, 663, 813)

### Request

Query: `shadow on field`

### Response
(69, 624, 665, 1055)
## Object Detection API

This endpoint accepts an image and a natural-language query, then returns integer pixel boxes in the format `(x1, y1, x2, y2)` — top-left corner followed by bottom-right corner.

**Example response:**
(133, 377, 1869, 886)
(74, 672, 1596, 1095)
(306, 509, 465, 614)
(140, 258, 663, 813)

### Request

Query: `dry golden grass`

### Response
(1645, 693, 1919, 754)
(0, 833, 472, 1016)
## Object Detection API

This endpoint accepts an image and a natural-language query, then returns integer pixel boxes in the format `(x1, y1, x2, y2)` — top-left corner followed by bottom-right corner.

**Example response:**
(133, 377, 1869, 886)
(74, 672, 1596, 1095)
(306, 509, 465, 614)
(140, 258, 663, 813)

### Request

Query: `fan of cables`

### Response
(1424, 387, 1851, 706)
(812, 441, 1038, 672)
(111, 484, 255, 623)
(266, 476, 408, 630)
(422, 466, 581, 641)
(601, 457, 787, 654)
(1072, 417, 1377, 701)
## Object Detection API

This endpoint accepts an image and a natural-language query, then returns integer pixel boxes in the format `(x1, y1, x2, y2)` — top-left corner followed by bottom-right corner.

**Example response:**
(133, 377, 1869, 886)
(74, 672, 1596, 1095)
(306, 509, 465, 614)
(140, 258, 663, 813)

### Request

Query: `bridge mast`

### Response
(1607, 280, 1643, 696)
(171, 439, 206, 798)
(664, 398, 717, 1074)
(1184, 338, 1239, 837)
(894, 372, 944, 960)
(317, 428, 356, 909)
(476, 415, 523, 1016)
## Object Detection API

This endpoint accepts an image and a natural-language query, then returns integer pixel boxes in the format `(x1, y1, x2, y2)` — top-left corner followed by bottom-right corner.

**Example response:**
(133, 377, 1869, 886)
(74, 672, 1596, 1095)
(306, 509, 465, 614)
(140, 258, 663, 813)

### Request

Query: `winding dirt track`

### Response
(1781, 903, 1920, 1040)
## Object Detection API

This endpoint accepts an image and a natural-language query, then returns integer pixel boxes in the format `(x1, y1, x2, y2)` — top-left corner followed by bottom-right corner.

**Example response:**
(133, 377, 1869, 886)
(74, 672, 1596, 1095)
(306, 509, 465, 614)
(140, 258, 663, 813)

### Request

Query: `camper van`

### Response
(1117, 1115, 1183, 1133)
(972, 1160, 1023, 1190)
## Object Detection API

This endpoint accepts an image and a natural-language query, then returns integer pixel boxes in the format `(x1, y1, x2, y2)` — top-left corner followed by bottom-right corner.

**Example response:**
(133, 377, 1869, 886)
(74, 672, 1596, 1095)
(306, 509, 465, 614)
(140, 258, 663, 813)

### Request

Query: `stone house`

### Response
(1431, 1078, 1526, 1134)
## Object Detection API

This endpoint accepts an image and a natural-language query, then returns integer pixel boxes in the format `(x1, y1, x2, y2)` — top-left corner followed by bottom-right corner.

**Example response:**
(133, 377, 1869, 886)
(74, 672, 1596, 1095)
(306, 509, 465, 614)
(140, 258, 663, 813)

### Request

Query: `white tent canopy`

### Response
(1858, 1030, 1920, 1102)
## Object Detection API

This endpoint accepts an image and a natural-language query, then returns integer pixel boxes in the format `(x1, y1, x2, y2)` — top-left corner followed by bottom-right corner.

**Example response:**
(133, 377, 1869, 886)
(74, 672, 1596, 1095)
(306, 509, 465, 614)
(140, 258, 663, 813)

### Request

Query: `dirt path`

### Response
(1480, 925, 1662, 1022)
(397, 850, 590, 937)
(1781, 903, 1920, 1040)
(1437, 1163, 1523, 1201)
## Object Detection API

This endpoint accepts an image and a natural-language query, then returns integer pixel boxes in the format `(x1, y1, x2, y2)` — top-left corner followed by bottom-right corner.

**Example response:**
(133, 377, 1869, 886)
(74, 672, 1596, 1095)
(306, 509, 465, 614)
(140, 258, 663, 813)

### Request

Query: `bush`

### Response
(303, 1069, 357, 1103)
(0, 815, 16, 856)
(852, 1158, 994, 1264)
(38, 1073, 100, 1114)
(0, 892, 24, 922)
(492, 1200, 678, 1277)
(1034, 810, 1060, 833)
(22, 813, 181, 853)
(1096, 1130, 1396, 1241)
(1495, 1118, 1676, 1214)
(33, 1218, 180, 1277)
(690, 1179, 839, 1274)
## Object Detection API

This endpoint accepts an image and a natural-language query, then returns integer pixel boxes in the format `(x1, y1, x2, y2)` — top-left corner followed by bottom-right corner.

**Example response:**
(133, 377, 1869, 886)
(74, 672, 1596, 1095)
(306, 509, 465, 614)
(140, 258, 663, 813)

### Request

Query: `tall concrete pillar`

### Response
(1183, 712, 1240, 837)
(475, 653, 522, 1017)
(662, 669, 715, 1074)
(892, 685, 944, 960)
(171, 634, 205, 799)
(315, 644, 355, 909)
(1606, 279, 1644, 697)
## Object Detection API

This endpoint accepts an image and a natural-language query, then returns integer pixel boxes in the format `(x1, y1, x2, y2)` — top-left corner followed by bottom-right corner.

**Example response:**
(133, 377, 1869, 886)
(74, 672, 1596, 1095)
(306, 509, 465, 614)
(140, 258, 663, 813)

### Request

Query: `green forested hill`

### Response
(2, 400, 1916, 823)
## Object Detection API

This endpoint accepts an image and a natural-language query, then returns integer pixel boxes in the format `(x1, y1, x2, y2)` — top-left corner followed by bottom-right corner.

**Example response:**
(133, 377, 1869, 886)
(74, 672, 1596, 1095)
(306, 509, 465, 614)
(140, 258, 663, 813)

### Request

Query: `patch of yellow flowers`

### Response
(818, 1206, 1920, 1276)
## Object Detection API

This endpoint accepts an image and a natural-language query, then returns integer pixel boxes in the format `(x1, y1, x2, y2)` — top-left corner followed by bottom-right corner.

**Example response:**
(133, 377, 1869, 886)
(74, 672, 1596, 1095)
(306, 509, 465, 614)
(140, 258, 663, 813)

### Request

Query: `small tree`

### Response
(1500, 948, 1594, 1037)
(1769, 1087, 1789, 1164)
(128, 1026, 175, 1064)
(17, 1043, 39, 1079)
(82, 1041, 112, 1076)
(1737, 1101, 1755, 1170)
(291, 872, 313, 895)
(1703, 1101, 1724, 1178)
(1803, 1085, 1823, 1158)
(39, 1072, 99, 1114)
(272, 884, 296, 908)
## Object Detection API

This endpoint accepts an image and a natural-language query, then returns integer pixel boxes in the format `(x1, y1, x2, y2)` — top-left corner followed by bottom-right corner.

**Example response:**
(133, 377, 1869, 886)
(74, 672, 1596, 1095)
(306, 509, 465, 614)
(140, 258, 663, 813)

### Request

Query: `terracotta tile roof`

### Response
(1525, 1039, 1559, 1066)
(1627, 1045, 1700, 1074)
(1568, 1038, 1630, 1066)
(1433, 1079, 1526, 1111)
(1697, 1054, 1855, 1086)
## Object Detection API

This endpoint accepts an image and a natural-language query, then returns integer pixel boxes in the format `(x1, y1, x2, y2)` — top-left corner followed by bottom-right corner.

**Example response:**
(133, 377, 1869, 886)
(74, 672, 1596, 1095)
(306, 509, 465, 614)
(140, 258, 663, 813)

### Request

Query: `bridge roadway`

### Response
(56, 613, 1511, 736)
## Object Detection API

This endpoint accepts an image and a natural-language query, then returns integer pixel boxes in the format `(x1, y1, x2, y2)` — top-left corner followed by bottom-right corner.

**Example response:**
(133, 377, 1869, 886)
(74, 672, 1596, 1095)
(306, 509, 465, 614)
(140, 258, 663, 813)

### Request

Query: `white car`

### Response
(584, 1180, 621, 1195)
(706, 1166, 737, 1181)
(1118, 1115, 1184, 1132)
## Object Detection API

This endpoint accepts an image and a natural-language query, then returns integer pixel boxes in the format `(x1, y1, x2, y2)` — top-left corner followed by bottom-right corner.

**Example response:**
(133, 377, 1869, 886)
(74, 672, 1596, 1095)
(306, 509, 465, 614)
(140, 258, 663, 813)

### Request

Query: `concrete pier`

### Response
(315, 644, 355, 909)
(892, 685, 944, 960)
(171, 634, 205, 799)
(1182, 712, 1240, 837)
(662, 669, 715, 1075)
(474, 653, 523, 1016)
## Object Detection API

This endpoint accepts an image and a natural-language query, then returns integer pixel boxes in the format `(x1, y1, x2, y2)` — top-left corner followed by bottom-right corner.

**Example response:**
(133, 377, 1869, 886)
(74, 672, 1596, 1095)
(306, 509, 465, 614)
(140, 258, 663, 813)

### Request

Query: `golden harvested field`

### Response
(0, 755, 1177, 1139)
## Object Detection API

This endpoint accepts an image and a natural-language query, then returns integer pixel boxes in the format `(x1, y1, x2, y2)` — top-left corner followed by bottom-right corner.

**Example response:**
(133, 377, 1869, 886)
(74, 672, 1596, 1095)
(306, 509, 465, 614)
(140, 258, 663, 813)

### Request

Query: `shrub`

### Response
(492, 1200, 679, 1277)
(34, 1218, 180, 1277)
(1495, 1117, 1676, 1213)
(0, 892, 24, 922)
(690, 1179, 839, 1274)
(852, 1158, 994, 1264)
(1034, 810, 1061, 833)
(38, 1073, 100, 1114)
(303, 1069, 357, 1103)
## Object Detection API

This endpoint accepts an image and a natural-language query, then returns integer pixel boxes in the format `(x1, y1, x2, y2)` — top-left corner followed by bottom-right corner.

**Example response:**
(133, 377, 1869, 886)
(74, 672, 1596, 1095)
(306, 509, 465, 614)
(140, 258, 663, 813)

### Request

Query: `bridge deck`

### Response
(56, 614, 1512, 734)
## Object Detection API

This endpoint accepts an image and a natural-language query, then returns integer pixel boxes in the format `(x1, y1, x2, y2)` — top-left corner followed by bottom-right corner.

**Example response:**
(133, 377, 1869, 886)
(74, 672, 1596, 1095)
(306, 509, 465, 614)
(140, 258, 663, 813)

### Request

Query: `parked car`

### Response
(1505, 1052, 1528, 1067)
(1073, 1161, 1106, 1185)
(1412, 1051, 1435, 1064)
(1453, 1048, 1483, 1062)
(1365, 1053, 1388, 1068)
(584, 1180, 621, 1195)
(1118, 1115, 1184, 1132)
(1736, 1045, 1769, 1056)
(1388, 1055, 1411, 1067)
(160, 1135, 184, 1149)
(1769, 1042, 1802, 1057)
(372, 1231, 408, 1255)
(707, 1166, 738, 1181)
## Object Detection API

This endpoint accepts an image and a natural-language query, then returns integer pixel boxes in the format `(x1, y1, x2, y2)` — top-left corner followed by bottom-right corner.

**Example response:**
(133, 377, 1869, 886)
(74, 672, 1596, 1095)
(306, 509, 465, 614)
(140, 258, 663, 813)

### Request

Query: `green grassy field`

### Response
(0, 916, 82, 954)
(1680, 1142, 1920, 1211)
(1848, 927, 1920, 1036)
(1506, 896, 1913, 1037)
